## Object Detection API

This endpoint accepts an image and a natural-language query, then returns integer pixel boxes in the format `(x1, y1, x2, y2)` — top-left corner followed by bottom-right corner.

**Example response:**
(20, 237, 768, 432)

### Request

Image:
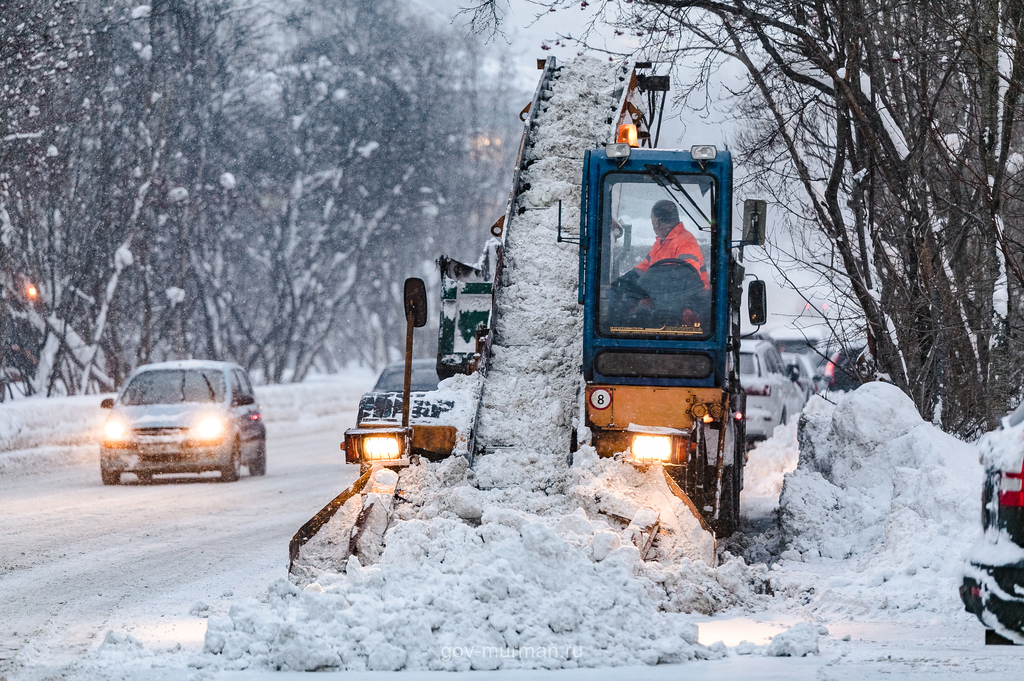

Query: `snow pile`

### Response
(204, 59, 769, 672)
(207, 453, 768, 672)
(774, 382, 981, 614)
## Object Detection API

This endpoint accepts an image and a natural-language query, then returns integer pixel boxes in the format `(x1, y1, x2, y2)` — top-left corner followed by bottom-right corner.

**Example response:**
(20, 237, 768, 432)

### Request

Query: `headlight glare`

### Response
(194, 417, 226, 440)
(631, 435, 672, 463)
(104, 420, 128, 440)
(363, 435, 401, 461)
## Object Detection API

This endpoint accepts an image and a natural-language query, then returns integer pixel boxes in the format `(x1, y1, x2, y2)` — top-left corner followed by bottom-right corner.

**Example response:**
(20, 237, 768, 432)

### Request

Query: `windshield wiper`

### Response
(643, 164, 712, 231)
(201, 373, 217, 402)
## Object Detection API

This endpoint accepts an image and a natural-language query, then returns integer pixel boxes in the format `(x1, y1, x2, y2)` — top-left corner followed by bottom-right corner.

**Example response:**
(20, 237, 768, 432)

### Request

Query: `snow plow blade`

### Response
(289, 469, 371, 573)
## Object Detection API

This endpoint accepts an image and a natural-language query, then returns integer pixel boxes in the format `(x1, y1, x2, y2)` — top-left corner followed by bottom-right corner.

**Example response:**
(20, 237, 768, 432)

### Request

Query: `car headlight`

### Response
(631, 434, 672, 463)
(104, 420, 129, 441)
(194, 417, 226, 441)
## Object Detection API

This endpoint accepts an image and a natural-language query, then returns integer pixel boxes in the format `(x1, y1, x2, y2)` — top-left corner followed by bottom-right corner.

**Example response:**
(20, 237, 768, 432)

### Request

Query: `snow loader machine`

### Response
(288, 57, 768, 579)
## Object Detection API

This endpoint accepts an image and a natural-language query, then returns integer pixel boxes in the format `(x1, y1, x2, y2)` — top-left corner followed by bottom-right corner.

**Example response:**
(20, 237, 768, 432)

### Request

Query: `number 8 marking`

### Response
(590, 389, 611, 410)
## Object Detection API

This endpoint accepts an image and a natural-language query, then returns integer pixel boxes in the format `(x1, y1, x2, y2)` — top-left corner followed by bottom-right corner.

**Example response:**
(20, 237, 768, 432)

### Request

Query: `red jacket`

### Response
(634, 222, 710, 288)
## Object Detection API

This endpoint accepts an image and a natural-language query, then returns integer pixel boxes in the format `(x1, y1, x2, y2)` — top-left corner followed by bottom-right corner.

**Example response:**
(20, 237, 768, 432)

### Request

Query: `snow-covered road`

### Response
(0, 412, 361, 677)
(3, 375, 1024, 680)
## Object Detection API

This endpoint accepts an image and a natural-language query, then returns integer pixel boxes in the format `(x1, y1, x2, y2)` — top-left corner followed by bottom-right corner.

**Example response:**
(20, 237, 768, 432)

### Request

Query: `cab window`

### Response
(597, 172, 716, 340)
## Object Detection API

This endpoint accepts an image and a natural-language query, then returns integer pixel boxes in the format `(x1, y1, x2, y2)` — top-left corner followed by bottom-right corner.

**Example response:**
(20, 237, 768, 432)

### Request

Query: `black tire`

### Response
(221, 439, 241, 482)
(101, 468, 120, 485)
(136, 471, 153, 484)
(780, 408, 788, 426)
(249, 441, 267, 476)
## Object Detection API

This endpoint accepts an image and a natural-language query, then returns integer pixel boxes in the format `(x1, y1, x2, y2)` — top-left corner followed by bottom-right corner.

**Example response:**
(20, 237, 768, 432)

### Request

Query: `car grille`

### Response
(133, 427, 189, 438)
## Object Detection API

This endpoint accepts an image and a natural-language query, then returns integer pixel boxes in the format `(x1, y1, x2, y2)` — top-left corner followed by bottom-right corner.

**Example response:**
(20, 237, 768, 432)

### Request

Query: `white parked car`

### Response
(740, 339, 806, 441)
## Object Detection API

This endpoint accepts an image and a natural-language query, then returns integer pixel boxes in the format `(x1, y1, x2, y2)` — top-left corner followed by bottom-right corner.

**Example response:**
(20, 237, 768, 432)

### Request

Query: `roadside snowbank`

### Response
(773, 383, 981, 616)
(205, 451, 771, 672)
(0, 369, 375, 475)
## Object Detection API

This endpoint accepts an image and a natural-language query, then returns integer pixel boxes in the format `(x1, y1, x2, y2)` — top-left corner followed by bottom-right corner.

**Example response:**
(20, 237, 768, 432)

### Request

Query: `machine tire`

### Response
(221, 439, 241, 482)
(249, 441, 267, 476)
(101, 468, 120, 486)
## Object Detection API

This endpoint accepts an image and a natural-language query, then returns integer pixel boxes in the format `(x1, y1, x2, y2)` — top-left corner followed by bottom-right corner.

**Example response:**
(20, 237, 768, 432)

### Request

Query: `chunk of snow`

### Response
(130, 5, 151, 19)
(165, 287, 185, 306)
(219, 172, 236, 190)
(139, 45, 152, 61)
(168, 186, 189, 202)
(114, 245, 134, 269)
(46, 145, 58, 157)
(765, 622, 819, 656)
(356, 141, 380, 158)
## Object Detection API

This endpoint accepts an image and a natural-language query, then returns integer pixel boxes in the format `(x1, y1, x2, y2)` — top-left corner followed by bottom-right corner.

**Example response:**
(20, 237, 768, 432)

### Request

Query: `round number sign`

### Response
(590, 389, 611, 410)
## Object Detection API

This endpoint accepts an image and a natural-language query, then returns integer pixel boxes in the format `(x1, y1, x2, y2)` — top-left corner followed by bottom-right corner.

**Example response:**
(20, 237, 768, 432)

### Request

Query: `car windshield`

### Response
(121, 369, 227, 405)
(374, 364, 440, 392)
(597, 172, 716, 340)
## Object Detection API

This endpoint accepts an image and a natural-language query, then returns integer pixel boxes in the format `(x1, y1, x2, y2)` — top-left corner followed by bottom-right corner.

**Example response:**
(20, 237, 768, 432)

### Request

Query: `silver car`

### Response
(740, 339, 806, 441)
(99, 361, 266, 484)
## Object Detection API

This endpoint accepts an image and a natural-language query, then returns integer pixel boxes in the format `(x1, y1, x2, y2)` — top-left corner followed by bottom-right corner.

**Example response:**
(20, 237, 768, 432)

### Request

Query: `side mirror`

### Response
(748, 280, 767, 326)
(404, 278, 428, 328)
(787, 365, 801, 382)
(742, 199, 767, 246)
(101, 398, 114, 409)
(234, 394, 255, 407)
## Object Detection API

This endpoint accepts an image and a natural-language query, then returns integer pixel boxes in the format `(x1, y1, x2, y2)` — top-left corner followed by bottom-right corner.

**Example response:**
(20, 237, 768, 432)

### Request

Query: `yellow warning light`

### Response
(617, 123, 638, 147)
(26, 284, 38, 299)
(631, 434, 672, 463)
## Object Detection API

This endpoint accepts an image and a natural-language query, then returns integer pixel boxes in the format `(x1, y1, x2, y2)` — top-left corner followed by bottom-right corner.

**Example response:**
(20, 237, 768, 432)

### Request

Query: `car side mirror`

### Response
(748, 280, 767, 326)
(787, 365, 801, 382)
(233, 394, 255, 407)
(101, 398, 114, 409)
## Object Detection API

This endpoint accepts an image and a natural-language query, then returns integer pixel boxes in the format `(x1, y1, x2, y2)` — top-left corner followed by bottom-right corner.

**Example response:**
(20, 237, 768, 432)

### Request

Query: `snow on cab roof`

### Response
(133, 360, 239, 373)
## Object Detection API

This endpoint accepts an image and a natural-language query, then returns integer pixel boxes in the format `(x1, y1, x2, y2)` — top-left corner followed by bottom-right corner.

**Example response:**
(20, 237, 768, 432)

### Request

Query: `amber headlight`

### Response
(193, 417, 226, 442)
(631, 434, 672, 463)
(344, 426, 412, 465)
(104, 420, 128, 441)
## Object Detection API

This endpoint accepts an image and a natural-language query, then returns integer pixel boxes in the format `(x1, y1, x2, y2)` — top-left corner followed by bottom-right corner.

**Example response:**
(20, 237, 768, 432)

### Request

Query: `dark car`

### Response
(99, 360, 266, 484)
(373, 358, 441, 392)
(823, 345, 865, 392)
(962, 403, 1024, 644)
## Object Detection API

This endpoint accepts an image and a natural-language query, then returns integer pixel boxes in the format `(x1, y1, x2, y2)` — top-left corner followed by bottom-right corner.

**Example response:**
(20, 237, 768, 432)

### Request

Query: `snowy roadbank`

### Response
(4, 373, 1017, 679)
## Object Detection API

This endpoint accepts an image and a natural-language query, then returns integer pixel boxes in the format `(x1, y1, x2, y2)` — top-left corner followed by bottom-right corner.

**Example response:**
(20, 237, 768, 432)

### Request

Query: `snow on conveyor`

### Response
(204, 58, 756, 673)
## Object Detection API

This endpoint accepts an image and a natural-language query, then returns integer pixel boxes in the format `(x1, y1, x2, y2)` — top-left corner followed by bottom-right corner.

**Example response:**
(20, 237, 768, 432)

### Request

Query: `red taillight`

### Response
(824, 360, 836, 382)
(1000, 472, 1024, 506)
(734, 411, 744, 420)
(744, 385, 771, 397)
